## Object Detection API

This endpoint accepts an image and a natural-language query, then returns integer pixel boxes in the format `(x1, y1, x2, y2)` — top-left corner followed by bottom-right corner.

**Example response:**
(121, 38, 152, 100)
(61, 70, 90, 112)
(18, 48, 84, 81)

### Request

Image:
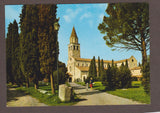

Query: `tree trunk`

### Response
(50, 73, 55, 94)
(141, 37, 147, 65)
(34, 80, 39, 90)
(26, 80, 29, 88)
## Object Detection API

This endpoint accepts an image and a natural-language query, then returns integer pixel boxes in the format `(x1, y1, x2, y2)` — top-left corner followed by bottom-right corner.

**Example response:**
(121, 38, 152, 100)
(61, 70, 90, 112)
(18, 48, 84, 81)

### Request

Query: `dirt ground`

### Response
(7, 88, 47, 107)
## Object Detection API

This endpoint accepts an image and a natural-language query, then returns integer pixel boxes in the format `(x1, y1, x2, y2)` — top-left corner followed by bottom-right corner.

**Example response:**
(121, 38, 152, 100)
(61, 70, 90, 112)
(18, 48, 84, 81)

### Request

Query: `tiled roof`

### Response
(131, 66, 141, 70)
(74, 57, 128, 63)
(76, 66, 89, 71)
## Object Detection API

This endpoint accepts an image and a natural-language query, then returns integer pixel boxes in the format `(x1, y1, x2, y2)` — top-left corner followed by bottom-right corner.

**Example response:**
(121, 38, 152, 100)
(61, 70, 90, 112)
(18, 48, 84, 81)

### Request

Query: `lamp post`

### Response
(54, 19, 60, 91)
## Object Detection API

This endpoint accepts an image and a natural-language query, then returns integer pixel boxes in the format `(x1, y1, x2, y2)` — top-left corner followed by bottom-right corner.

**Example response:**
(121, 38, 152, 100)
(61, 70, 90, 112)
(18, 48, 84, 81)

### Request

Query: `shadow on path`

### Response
(7, 88, 27, 102)
(78, 90, 103, 96)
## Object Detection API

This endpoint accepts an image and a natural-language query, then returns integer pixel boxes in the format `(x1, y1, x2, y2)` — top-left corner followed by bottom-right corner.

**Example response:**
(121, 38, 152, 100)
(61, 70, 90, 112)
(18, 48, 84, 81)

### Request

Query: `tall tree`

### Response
(101, 59, 108, 86)
(37, 5, 58, 94)
(98, 3, 149, 65)
(119, 60, 132, 88)
(88, 56, 97, 80)
(19, 5, 41, 89)
(6, 23, 14, 84)
(98, 56, 101, 77)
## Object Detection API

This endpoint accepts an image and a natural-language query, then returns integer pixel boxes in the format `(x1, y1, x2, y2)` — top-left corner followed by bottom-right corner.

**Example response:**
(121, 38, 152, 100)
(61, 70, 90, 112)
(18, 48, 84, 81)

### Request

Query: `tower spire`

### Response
(70, 26, 78, 44)
(71, 26, 78, 38)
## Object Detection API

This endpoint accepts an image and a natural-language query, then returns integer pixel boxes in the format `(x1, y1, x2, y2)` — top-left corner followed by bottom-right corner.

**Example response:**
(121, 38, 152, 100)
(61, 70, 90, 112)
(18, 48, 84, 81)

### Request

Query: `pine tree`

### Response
(98, 3, 149, 65)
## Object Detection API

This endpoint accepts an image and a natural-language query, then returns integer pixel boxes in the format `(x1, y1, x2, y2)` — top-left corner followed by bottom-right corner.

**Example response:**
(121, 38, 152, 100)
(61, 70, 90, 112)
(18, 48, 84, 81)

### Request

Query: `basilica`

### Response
(67, 27, 142, 82)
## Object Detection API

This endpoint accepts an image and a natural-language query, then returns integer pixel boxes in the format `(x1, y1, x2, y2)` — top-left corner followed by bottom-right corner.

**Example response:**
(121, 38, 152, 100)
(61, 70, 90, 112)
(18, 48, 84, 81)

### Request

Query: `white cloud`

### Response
(99, 13, 104, 21)
(80, 12, 92, 20)
(63, 8, 82, 23)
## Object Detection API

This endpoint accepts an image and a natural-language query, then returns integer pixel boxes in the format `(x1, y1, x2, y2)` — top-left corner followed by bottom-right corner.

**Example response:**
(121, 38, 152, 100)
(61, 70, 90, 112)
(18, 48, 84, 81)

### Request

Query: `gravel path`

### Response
(7, 88, 47, 107)
(69, 82, 143, 106)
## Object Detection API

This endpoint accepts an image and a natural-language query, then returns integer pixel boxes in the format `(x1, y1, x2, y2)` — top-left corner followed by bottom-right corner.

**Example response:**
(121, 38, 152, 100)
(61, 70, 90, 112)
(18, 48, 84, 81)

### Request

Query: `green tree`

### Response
(119, 60, 132, 88)
(98, 3, 149, 65)
(98, 56, 101, 77)
(88, 56, 97, 81)
(101, 59, 108, 86)
(53, 61, 69, 89)
(106, 63, 113, 90)
(6, 23, 14, 84)
(37, 4, 58, 94)
(19, 5, 41, 89)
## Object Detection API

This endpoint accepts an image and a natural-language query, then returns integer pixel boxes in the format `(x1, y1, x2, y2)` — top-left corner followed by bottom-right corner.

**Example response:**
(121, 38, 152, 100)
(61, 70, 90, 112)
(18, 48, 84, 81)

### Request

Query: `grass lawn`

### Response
(14, 83, 79, 106)
(92, 81, 150, 104)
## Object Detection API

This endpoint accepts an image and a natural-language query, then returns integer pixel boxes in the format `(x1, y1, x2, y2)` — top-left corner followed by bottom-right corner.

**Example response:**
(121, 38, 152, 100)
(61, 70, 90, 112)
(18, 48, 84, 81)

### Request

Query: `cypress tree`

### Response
(101, 59, 108, 86)
(6, 23, 14, 84)
(38, 4, 58, 94)
(19, 5, 41, 89)
(98, 56, 101, 77)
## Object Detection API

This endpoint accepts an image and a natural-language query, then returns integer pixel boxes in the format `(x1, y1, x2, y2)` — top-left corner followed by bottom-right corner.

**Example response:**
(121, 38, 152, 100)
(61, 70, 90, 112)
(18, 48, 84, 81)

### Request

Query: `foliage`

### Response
(6, 20, 24, 86)
(88, 56, 97, 81)
(101, 59, 108, 87)
(98, 3, 149, 65)
(98, 56, 101, 77)
(53, 62, 69, 89)
(37, 4, 58, 94)
(119, 60, 132, 88)
(19, 5, 41, 89)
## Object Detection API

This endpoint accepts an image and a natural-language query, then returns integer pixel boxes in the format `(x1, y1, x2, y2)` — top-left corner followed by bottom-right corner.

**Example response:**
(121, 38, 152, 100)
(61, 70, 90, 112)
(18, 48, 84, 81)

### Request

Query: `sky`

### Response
(5, 4, 145, 65)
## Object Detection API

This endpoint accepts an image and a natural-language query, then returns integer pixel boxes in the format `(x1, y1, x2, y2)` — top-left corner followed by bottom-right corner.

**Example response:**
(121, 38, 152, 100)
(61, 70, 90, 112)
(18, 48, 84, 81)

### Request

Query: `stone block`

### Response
(59, 84, 72, 102)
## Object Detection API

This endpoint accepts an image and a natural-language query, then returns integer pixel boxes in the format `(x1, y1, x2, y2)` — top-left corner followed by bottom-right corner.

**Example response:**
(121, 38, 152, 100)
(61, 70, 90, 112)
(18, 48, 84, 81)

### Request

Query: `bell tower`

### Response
(68, 26, 80, 59)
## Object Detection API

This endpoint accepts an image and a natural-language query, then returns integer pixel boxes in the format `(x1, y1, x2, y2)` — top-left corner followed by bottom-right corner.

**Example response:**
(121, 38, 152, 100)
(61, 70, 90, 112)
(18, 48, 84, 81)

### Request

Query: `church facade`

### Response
(67, 27, 142, 82)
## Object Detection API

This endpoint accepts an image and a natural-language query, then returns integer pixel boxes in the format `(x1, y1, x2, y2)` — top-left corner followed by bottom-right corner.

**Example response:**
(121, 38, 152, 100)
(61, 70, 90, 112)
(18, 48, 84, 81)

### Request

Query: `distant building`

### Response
(67, 27, 142, 82)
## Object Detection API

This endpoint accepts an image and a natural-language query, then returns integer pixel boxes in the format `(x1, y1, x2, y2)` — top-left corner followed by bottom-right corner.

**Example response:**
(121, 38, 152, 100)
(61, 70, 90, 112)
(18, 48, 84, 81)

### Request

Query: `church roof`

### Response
(70, 26, 78, 38)
(130, 66, 141, 70)
(74, 57, 128, 64)
(76, 66, 89, 71)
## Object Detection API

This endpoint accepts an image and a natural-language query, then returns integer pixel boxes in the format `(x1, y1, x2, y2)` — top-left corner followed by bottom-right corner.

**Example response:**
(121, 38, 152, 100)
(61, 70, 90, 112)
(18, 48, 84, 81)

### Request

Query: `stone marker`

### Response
(59, 84, 72, 102)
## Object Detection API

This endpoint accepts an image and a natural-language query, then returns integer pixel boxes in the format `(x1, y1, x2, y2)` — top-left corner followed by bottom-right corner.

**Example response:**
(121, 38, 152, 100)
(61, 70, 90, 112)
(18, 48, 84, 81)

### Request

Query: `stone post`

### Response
(59, 84, 71, 102)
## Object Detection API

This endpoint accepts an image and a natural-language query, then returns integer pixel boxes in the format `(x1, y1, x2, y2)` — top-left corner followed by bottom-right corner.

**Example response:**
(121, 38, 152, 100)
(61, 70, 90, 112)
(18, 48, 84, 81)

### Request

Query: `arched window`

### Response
(77, 46, 79, 50)
(132, 59, 134, 62)
(73, 45, 75, 50)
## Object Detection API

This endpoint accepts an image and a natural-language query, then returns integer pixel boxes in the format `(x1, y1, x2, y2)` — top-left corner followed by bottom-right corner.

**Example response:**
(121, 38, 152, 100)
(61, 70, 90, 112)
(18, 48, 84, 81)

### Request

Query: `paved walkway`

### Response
(69, 82, 143, 106)
(7, 88, 47, 107)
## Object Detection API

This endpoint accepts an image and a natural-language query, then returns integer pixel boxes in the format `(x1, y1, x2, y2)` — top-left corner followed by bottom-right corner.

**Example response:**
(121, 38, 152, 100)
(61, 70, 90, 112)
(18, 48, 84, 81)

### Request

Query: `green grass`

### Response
(107, 86, 150, 104)
(91, 81, 150, 104)
(16, 84, 79, 106)
(75, 82, 86, 86)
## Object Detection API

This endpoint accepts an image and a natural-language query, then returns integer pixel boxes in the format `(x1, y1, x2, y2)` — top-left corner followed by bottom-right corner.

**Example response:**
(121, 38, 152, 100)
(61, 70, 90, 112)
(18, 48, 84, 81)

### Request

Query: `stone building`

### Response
(67, 27, 142, 82)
